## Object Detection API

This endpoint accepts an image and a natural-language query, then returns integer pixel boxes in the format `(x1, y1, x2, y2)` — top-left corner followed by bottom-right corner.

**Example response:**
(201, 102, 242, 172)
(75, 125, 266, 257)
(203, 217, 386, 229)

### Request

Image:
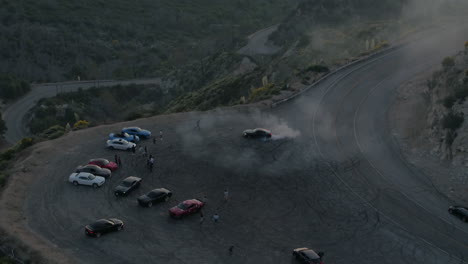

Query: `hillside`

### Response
(0, 0, 300, 82)
(425, 44, 468, 162)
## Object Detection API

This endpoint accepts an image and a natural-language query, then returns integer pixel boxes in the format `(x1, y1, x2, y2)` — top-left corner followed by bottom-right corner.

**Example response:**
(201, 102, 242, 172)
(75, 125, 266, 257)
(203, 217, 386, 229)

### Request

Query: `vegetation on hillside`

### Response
(0, 113, 5, 137)
(0, 0, 299, 82)
(0, 74, 30, 101)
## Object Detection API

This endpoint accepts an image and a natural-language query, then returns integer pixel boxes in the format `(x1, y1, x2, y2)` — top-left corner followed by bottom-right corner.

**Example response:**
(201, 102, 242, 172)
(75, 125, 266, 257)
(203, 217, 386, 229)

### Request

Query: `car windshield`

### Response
(98, 160, 109, 165)
(88, 175, 96, 180)
(121, 180, 133, 187)
(91, 219, 110, 228)
(303, 250, 320, 260)
(177, 203, 189, 210)
(148, 191, 161, 198)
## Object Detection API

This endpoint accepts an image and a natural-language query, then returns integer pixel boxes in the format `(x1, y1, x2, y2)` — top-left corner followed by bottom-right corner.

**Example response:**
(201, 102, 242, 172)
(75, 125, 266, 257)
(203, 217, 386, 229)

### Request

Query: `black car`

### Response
(85, 218, 124, 237)
(243, 128, 272, 139)
(114, 176, 142, 196)
(138, 188, 172, 207)
(292, 248, 324, 264)
(449, 206, 468, 222)
(76, 165, 111, 178)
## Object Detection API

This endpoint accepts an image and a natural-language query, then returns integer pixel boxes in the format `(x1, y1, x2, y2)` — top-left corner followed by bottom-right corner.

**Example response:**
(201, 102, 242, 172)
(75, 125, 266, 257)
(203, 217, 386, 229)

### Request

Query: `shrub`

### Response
(248, 84, 280, 102)
(442, 96, 456, 108)
(41, 125, 65, 139)
(304, 65, 330, 73)
(17, 137, 35, 151)
(455, 87, 468, 101)
(442, 112, 464, 130)
(442, 56, 455, 69)
(0, 149, 15, 161)
(0, 160, 8, 170)
(73, 120, 90, 130)
(0, 173, 9, 187)
(125, 112, 143, 121)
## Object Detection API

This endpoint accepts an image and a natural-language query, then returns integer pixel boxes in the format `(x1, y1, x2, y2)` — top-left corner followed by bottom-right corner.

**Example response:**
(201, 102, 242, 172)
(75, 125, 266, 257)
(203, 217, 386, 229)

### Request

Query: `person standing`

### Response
(159, 130, 163, 141)
(199, 211, 204, 225)
(228, 246, 234, 256)
(132, 145, 136, 154)
(139, 146, 144, 157)
(149, 156, 155, 172)
(212, 213, 219, 223)
(114, 154, 118, 164)
(195, 119, 201, 130)
(144, 146, 148, 157)
(117, 156, 122, 168)
(153, 137, 156, 144)
(224, 189, 229, 201)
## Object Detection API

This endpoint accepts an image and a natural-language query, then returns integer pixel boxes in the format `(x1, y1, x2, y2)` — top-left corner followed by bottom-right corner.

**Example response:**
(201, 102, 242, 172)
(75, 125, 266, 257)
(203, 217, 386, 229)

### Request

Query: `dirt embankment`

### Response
(390, 64, 468, 205)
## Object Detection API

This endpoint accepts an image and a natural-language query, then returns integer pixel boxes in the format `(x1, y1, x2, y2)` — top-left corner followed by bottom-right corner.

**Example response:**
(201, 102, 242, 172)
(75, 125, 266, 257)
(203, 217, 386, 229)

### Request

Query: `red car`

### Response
(88, 158, 118, 171)
(169, 199, 204, 218)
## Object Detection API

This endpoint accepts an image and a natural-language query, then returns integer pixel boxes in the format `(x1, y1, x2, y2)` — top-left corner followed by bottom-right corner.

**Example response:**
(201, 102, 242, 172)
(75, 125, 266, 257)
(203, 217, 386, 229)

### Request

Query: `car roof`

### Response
(124, 127, 140, 130)
(254, 128, 271, 132)
(90, 158, 108, 163)
(301, 249, 320, 259)
(150, 188, 169, 194)
(81, 164, 100, 169)
(111, 138, 128, 142)
(184, 199, 201, 205)
(91, 219, 112, 227)
(76, 172, 93, 177)
(124, 176, 141, 182)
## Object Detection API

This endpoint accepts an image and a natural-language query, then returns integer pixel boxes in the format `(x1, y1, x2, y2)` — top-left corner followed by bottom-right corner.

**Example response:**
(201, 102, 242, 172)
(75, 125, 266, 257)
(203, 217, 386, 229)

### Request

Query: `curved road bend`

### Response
(2, 78, 160, 144)
(273, 26, 468, 261)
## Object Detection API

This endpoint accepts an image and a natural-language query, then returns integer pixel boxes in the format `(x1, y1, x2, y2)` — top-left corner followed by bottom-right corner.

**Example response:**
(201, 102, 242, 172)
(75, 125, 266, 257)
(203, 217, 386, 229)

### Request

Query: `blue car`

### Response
(122, 127, 151, 139)
(109, 132, 140, 143)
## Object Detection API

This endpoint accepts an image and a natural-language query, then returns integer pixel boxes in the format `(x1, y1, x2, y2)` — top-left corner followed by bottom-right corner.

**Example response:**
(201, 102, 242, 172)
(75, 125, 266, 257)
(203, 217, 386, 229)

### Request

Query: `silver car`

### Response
(69, 172, 105, 188)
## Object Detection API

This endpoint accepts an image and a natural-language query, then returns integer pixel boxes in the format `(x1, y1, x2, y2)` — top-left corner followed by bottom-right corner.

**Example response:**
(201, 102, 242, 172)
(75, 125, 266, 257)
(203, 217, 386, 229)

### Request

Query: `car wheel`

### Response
(110, 146, 115, 150)
(95, 232, 101, 238)
(148, 202, 153, 208)
(449, 208, 453, 214)
(73, 181, 79, 186)
(164, 196, 170, 202)
(114, 192, 119, 197)
(117, 225, 123, 231)
(92, 183, 98, 188)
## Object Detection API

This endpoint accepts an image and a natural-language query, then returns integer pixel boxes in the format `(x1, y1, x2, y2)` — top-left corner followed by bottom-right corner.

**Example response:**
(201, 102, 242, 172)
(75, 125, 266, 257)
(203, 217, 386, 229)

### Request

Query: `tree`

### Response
(0, 112, 6, 137)
(442, 56, 455, 69)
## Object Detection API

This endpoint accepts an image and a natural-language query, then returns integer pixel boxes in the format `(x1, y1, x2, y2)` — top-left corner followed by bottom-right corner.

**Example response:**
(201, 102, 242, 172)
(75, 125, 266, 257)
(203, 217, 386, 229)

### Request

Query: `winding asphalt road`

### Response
(8, 25, 468, 264)
(2, 78, 160, 144)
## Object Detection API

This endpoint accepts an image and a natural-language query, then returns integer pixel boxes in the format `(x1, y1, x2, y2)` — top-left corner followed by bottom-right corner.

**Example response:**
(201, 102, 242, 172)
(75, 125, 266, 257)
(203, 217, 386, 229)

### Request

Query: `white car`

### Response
(69, 172, 105, 188)
(106, 138, 136, 151)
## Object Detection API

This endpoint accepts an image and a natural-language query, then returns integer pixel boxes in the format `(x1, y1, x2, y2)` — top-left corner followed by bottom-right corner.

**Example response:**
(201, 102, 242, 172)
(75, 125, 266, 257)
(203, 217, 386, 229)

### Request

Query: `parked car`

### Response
(169, 199, 204, 218)
(85, 218, 124, 238)
(88, 158, 118, 171)
(449, 206, 468, 222)
(76, 165, 111, 178)
(114, 176, 142, 196)
(109, 132, 140, 143)
(69, 172, 105, 188)
(243, 128, 272, 139)
(138, 188, 172, 207)
(106, 138, 136, 151)
(122, 127, 152, 139)
(292, 248, 324, 264)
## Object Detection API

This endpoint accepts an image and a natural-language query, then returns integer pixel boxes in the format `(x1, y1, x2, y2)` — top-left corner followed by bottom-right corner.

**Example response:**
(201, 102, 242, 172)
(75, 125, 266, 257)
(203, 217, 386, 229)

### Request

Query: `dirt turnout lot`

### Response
(0, 104, 453, 264)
